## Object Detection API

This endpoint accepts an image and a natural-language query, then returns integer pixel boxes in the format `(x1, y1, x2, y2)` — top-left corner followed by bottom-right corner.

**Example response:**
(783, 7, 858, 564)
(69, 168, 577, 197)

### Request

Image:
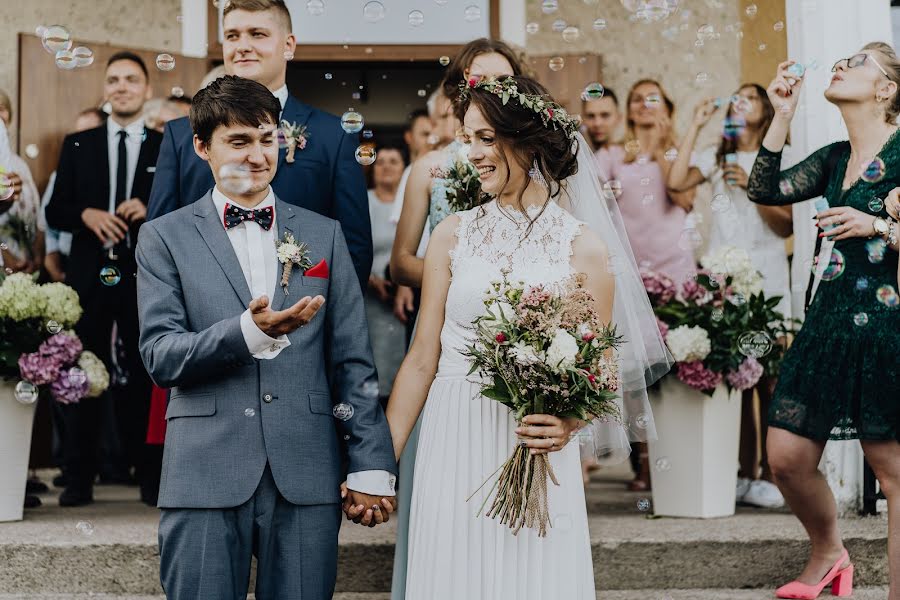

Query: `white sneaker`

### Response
(735, 477, 752, 502)
(743, 479, 785, 508)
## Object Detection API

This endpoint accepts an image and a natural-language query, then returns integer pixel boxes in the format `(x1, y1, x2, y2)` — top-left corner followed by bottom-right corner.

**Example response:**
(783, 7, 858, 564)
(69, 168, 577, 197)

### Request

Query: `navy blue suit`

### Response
(146, 94, 372, 289)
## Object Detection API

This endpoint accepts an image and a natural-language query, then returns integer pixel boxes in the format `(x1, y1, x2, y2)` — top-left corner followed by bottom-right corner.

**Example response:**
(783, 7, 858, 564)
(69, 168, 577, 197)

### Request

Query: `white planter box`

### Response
(648, 376, 742, 519)
(0, 380, 37, 522)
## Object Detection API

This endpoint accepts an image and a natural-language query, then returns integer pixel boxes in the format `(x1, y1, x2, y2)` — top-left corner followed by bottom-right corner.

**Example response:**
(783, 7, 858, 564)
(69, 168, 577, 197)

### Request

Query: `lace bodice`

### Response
(437, 200, 584, 376)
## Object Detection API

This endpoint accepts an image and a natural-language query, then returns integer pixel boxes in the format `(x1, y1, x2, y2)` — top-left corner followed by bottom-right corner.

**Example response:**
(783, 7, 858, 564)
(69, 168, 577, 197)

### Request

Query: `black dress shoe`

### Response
(23, 495, 42, 509)
(59, 486, 94, 507)
(52, 473, 69, 488)
(26, 478, 49, 494)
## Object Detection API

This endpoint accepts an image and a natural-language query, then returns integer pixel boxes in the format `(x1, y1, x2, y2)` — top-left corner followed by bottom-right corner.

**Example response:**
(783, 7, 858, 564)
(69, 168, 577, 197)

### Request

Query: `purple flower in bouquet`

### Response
(679, 275, 712, 305)
(726, 357, 764, 391)
(18, 351, 61, 386)
(641, 270, 676, 306)
(39, 332, 83, 366)
(51, 367, 90, 405)
(676, 360, 723, 392)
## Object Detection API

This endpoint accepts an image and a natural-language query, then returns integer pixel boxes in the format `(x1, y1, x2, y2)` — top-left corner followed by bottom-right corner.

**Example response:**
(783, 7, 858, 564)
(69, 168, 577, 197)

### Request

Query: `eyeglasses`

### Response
(831, 53, 889, 78)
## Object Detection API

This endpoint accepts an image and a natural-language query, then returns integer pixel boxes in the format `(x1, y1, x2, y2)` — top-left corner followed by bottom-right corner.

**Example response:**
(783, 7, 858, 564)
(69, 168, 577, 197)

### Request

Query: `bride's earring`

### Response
(529, 159, 548, 189)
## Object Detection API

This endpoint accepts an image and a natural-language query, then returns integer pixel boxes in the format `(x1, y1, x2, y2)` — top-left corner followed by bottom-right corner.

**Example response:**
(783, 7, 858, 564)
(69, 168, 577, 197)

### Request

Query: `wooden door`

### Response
(17, 34, 212, 192)
(528, 53, 604, 117)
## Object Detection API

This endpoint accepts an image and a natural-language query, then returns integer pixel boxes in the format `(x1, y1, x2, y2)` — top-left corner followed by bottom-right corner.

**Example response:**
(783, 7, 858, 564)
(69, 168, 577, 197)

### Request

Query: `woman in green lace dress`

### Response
(748, 43, 900, 600)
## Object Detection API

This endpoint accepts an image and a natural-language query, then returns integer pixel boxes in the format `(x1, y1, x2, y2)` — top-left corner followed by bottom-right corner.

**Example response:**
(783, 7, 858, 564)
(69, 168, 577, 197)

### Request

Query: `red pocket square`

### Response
(304, 258, 329, 279)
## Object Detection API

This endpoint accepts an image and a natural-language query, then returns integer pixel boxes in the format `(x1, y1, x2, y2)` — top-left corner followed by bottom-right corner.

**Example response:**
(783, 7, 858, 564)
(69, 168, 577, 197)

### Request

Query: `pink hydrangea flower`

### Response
(641, 270, 676, 306)
(726, 357, 764, 391)
(18, 351, 61, 386)
(676, 360, 723, 392)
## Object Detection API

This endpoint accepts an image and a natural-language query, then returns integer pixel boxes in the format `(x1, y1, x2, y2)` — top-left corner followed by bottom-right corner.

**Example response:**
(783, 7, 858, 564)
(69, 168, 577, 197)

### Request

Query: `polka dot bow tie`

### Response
(223, 203, 274, 231)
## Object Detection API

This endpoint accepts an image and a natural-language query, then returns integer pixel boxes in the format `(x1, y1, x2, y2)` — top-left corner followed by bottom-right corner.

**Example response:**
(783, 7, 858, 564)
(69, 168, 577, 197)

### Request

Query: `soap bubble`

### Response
(526, 22, 540, 35)
(856, 278, 869, 291)
(773, 21, 784, 32)
(641, 193, 654, 206)
(868, 197, 885, 212)
(644, 94, 662, 109)
(341, 111, 364, 134)
(68, 368, 87, 387)
(729, 292, 746, 306)
(633, 413, 650, 430)
(244, 408, 256, 417)
(307, 0, 325, 15)
(75, 521, 94, 536)
(876, 285, 899, 308)
(711, 193, 732, 212)
(787, 63, 805, 78)
(548, 57, 565, 72)
(866, 238, 887, 263)
(695, 72, 710, 86)
(581, 83, 605, 101)
(463, 5, 482, 22)
(737, 331, 773, 358)
(362, 380, 380, 398)
(218, 164, 253, 195)
(723, 116, 746, 140)
(14, 381, 38, 405)
(696, 24, 715, 42)
(355, 145, 376, 166)
(710, 308, 724, 322)
(655, 457, 672, 471)
(678, 228, 703, 250)
(624, 140, 642, 155)
(745, 4, 758, 17)
(552, 19, 567, 33)
(408, 10, 424, 26)
(439, 55, 451, 66)
(853, 312, 869, 327)
(99, 266, 122, 287)
(55, 50, 77, 70)
(637, 498, 651, 511)
(664, 148, 678, 161)
(861, 157, 885, 183)
(155, 53, 176, 71)
(72, 47, 94, 68)
(333, 403, 355, 421)
(363, 1, 385, 22)
(41, 25, 72, 54)
(601, 180, 623, 200)
(593, 18, 608, 31)
(541, 0, 559, 14)
(562, 26, 580, 42)
(819, 249, 845, 282)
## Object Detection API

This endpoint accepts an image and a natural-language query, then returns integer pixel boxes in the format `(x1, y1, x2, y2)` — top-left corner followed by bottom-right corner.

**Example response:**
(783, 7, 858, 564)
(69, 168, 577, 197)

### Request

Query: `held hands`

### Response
(392, 285, 416, 324)
(368, 275, 394, 303)
(1, 172, 23, 202)
(115, 198, 147, 224)
(815, 206, 877, 241)
(82, 207, 129, 245)
(723, 163, 749, 190)
(341, 482, 397, 527)
(515, 414, 586, 456)
(249, 294, 324, 337)
(768, 60, 805, 119)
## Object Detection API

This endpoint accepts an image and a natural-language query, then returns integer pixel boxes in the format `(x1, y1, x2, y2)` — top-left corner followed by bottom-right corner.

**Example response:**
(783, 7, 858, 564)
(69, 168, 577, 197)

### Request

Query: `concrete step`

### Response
(0, 472, 888, 595)
(0, 591, 892, 600)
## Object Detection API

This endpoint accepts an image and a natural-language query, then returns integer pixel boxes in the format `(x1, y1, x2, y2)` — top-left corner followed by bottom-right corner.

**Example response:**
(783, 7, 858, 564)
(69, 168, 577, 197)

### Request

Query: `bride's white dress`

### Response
(405, 199, 596, 600)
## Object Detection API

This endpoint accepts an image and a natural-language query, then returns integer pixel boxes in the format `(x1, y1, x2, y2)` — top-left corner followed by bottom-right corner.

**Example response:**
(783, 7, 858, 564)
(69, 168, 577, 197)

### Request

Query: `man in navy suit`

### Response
(146, 0, 371, 288)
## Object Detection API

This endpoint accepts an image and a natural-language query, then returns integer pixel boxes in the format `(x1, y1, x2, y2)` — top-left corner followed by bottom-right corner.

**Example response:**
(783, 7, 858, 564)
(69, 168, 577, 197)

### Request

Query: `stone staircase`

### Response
(0, 469, 888, 598)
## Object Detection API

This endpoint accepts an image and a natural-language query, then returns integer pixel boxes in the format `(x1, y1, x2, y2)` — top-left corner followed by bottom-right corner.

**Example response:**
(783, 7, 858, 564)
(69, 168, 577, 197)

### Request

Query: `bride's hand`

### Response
(515, 415, 585, 455)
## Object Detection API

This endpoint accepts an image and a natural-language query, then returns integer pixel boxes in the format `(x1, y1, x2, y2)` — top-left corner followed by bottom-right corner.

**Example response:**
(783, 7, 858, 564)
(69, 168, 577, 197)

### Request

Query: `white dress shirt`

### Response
(272, 84, 288, 113)
(107, 117, 145, 212)
(212, 187, 395, 497)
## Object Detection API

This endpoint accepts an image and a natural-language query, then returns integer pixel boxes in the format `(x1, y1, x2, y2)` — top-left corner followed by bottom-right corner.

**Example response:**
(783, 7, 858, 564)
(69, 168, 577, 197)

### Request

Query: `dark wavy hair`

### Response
(461, 76, 578, 234)
(715, 83, 776, 168)
(442, 38, 529, 121)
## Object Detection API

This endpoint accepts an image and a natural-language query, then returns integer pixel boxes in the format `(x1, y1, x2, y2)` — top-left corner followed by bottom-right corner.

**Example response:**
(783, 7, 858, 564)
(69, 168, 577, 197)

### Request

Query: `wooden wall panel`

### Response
(17, 34, 211, 192)
(527, 54, 604, 117)
(740, 0, 788, 87)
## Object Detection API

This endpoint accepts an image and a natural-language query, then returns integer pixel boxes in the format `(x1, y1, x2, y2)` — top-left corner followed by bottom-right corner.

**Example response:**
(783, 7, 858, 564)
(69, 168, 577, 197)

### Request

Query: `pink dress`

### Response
(594, 146, 696, 283)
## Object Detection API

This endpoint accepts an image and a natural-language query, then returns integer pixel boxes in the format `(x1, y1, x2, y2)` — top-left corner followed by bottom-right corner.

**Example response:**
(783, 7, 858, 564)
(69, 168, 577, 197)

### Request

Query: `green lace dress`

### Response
(748, 134, 900, 442)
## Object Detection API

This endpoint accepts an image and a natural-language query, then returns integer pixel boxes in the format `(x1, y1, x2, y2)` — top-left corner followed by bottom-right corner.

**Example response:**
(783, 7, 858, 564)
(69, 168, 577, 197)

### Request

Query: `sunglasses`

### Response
(831, 53, 889, 77)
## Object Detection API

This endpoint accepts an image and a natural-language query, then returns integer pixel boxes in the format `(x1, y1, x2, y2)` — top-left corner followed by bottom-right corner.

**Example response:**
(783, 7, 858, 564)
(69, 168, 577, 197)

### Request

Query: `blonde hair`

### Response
(862, 41, 900, 124)
(621, 78, 678, 164)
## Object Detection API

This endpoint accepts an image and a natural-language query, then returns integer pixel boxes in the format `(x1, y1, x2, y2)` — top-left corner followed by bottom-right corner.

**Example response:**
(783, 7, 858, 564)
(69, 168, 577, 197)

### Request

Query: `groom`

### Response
(136, 76, 397, 599)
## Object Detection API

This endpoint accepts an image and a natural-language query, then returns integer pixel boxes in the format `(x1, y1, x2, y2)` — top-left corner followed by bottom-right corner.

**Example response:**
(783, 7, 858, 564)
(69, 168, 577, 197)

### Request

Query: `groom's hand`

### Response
(341, 483, 396, 527)
(250, 294, 325, 337)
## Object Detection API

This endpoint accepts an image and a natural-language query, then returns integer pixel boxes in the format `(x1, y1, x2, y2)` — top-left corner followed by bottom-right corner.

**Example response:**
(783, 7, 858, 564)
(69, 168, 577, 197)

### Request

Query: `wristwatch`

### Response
(873, 216, 889, 238)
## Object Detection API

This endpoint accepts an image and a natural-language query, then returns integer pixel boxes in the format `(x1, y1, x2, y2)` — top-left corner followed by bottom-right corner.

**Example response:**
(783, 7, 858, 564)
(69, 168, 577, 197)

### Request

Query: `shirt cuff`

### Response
(239, 309, 291, 359)
(347, 470, 396, 497)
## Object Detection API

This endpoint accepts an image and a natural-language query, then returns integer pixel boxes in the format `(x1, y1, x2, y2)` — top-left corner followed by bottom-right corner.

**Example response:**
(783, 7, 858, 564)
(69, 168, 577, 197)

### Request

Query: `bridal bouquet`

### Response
(643, 246, 794, 394)
(0, 272, 109, 403)
(429, 144, 490, 213)
(465, 271, 621, 536)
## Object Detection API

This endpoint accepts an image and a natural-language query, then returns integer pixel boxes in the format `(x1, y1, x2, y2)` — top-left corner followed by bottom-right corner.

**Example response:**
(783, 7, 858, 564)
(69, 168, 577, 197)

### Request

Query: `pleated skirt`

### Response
(405, 375, 595, 600)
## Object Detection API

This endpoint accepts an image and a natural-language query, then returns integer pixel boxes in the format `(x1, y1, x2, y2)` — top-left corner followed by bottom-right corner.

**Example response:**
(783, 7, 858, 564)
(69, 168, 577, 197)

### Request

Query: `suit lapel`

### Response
(95, 127, 111, 210)
(270, 199, 297, 312)
(277, 95, 314, 172)
(134, 128, 155, 197)
(193, 194, 253, 307)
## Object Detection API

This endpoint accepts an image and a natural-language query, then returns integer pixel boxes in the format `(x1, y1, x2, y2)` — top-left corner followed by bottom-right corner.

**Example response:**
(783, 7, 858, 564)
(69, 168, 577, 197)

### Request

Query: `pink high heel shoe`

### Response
(776, 548, 854, 599)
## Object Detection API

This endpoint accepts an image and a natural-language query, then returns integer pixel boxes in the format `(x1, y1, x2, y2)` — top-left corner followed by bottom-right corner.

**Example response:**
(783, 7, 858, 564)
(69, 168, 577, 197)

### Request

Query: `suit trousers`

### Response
(158, 464, 341, 600)
(62, 267, 155, 493)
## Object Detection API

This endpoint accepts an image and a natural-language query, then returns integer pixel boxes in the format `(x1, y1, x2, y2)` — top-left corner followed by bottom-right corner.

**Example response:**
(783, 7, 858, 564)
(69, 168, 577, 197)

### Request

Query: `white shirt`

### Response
(272, 84, 288, 113)
(106, 117, 145, 213)
(389, 165, 430, 258)
(212, 187, 395, 497)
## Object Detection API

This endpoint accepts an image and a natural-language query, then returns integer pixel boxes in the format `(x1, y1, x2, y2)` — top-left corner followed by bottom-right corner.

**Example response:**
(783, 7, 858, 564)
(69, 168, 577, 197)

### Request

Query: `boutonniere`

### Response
(275, 232, 312, 294)
(279, 120, 309, 164)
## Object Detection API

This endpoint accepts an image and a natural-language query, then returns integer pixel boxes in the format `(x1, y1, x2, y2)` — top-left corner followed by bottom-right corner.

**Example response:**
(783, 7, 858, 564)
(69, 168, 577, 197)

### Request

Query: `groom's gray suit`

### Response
(136, 191, 397, 599)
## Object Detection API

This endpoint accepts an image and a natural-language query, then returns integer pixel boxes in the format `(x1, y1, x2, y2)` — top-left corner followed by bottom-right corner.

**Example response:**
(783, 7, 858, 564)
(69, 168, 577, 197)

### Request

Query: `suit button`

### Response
(263, 393, 273, 403)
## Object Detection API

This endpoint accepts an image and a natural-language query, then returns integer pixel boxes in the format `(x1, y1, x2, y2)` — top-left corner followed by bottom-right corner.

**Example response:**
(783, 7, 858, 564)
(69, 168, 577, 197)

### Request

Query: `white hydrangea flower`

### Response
(42, 282, 82, 327)
(0, 273, 45, 321)
(546, 328, 579, 371)
(509, 341, 542, 366)
(78, 351, 110, 398)
(701, 246, 763, 298)
(665, 325, 711, 362)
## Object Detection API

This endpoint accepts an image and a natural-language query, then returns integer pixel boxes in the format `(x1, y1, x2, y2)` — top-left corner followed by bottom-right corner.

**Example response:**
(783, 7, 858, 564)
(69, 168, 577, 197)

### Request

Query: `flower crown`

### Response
(460, 76, 580, 140)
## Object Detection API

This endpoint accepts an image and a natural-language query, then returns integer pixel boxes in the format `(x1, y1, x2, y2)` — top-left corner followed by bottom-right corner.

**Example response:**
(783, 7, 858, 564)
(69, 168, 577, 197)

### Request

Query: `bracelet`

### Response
(888, 218, 898, 247)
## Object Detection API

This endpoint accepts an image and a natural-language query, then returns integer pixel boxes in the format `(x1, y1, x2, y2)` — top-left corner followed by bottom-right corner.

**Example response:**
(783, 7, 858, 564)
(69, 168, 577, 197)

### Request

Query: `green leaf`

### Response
(502, 91, 510, 105)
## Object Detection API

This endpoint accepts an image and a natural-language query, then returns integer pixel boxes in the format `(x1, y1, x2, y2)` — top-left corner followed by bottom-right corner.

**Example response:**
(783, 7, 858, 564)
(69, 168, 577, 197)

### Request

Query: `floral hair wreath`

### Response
(459, 76, 580, 140)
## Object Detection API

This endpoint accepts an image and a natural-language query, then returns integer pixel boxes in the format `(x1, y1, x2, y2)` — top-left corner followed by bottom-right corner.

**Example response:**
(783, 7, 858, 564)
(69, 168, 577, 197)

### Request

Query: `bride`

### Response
(384, 76, 670, 599)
